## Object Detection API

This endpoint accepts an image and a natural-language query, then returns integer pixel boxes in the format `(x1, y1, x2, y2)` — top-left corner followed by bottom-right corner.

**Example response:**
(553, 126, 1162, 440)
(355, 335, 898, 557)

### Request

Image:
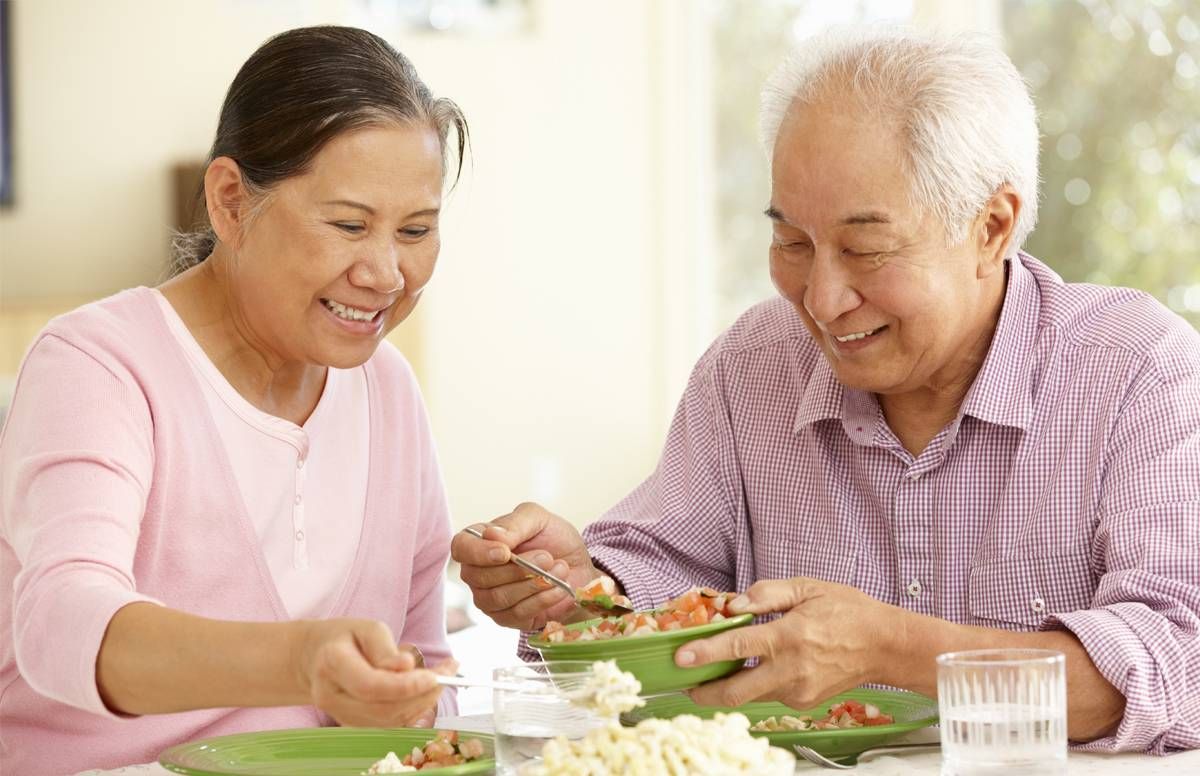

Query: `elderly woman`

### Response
(455, 28, 1200, 753)
(0, 26, 467, 774)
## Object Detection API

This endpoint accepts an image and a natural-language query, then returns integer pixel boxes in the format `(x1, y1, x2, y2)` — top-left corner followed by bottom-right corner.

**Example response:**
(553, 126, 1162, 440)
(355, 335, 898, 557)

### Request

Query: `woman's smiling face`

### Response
(224, 122, 445, 369)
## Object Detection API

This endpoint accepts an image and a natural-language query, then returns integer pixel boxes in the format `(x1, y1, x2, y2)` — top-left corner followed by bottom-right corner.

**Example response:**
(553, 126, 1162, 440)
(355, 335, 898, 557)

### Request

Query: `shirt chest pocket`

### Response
(967, 553, 1096, 629)
(754, 535, 856, 587)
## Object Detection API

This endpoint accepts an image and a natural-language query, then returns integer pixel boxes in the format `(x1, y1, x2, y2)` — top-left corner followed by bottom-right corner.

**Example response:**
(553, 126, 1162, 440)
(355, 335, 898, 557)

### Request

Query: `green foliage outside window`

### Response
(1005, 0, 1199, 329)
(712, 1, 1200, 330)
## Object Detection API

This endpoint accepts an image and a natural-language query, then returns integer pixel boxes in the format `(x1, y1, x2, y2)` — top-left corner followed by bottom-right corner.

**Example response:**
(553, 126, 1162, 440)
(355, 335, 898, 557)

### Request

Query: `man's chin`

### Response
(828, 363, 902, 395)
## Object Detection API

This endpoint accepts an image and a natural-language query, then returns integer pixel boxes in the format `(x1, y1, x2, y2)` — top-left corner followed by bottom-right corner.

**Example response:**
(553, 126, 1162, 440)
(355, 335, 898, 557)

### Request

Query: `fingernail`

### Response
(730, 595, 750, 610)
(551, 561, 569, 577)
(676, 650, 695, 666)
(489, 548, 507, 563)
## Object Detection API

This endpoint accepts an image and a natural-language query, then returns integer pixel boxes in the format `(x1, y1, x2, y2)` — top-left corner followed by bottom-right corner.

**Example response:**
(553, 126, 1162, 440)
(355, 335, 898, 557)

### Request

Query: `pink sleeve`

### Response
(0, 334, 163, 717)
(399, 400, 457, 717)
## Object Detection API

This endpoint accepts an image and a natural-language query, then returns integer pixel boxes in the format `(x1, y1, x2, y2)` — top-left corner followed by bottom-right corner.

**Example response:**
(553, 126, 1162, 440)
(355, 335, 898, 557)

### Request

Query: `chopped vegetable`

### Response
(370, 730, 486, 771)
(574, 575, 633, 611)
(750, 700, 894, 732)
(539, 586, 738, 642)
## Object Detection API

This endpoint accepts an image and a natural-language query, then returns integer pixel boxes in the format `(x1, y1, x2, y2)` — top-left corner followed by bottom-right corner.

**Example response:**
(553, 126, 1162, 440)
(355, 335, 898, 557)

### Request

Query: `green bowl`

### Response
(622, 689, 938, 762)
(528, 612, 753, 694)
(159, 727, 494, 775)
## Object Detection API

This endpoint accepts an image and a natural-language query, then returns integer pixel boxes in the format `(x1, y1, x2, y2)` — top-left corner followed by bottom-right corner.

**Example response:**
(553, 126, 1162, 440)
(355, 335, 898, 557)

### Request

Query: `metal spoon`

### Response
(460, 525, 635, 616)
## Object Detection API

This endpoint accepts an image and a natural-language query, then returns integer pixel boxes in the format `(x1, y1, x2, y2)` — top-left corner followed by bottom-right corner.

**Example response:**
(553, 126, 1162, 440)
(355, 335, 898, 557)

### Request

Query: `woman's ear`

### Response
(975, 184, 1021, 279)
(204, 157, 251, 248)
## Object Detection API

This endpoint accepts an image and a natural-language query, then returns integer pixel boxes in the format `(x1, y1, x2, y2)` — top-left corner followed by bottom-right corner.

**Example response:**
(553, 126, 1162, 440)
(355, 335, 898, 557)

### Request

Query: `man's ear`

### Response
(204, 157, 251, 249)
(975, 184, 1021, 279)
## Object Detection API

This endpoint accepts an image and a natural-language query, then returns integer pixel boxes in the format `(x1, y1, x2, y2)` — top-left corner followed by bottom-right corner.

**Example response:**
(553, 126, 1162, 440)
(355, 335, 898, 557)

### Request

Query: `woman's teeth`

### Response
(323, 299, 377, 322)
(835, 326, 883, 343)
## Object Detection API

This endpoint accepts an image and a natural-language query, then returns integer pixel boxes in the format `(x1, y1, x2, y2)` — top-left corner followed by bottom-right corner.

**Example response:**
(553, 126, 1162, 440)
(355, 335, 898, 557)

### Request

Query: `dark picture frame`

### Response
(0, 0, 11, 207)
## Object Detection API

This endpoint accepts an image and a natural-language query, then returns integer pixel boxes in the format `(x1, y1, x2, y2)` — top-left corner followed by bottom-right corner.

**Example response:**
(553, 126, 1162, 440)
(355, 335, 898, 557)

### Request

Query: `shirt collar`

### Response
(959, 255, 1040, 432)
(793, 351, 843, 431)
(791, 254, 1040, 438)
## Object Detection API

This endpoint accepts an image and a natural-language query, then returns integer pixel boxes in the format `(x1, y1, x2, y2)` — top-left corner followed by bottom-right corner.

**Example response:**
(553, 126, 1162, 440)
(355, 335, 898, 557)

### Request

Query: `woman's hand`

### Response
(677, 578, 902, 709)
(451, 502, 603, 630)
(294, 618, 455, 727)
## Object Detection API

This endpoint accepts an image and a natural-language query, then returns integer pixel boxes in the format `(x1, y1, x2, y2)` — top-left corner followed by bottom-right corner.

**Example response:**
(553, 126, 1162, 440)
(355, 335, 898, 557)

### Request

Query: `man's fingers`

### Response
(728, 577, 818, 615)
(486, 504, 554, 548)
(451, 525, 514, 566)
(674, 622, 777, 668)
(687, 662, 781, 708)
(488, 587, 575, 630)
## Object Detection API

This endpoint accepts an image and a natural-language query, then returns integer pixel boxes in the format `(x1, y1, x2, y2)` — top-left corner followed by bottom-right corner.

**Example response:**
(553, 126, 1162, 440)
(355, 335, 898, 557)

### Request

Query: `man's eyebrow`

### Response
(840, 211, 891, 225)
(764, 206, 893, 226)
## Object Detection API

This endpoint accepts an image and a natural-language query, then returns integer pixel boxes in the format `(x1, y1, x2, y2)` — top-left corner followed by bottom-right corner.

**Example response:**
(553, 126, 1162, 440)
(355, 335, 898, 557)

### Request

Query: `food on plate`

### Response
(574, 575, 633, 611)
(519, 712, 794, 775)
(538, 586, 737, 643)
(365, 751, 415, 774)
(367, 730, 486, 773)
(750, 699, 895, 731)
(576, 659, 645, 717)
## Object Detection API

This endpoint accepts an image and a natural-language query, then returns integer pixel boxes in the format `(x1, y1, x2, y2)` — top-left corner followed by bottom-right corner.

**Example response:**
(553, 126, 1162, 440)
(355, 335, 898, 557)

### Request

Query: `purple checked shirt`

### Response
(580, 253, 1200, 754)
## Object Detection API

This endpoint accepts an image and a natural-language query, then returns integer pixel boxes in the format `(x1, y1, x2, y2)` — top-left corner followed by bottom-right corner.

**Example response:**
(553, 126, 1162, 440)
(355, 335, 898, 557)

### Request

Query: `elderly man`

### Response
(453, 28, 1200, 752)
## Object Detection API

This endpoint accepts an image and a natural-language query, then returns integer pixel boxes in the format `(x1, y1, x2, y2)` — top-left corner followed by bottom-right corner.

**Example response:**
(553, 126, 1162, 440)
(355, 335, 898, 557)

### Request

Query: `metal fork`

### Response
(792, 742, 940, 769)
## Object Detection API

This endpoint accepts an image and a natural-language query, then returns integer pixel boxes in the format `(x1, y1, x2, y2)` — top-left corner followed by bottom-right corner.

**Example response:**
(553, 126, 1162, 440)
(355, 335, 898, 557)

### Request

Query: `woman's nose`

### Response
(350, 250, 405, 294)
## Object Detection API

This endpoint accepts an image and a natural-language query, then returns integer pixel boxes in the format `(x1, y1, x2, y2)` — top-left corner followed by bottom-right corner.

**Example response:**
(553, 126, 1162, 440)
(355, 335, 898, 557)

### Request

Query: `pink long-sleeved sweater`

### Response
(0, 288, 454, 775)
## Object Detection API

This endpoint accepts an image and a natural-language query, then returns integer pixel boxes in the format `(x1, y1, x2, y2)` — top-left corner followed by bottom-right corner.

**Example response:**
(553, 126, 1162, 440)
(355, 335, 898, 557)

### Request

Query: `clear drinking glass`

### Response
(936, 649, 1067, 776)
(493, 660, 611, 776)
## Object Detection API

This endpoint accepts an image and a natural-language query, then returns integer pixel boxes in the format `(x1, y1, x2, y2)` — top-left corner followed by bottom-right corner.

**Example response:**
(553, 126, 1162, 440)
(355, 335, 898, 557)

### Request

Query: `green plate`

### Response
(159, 727, 494, 775)
(528, 612, 753, 694)
(622, 689, 938, 762)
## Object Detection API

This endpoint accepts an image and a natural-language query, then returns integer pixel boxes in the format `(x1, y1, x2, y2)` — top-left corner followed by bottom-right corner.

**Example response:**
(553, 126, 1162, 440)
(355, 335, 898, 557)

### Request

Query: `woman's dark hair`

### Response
(171, 25, 468, 272)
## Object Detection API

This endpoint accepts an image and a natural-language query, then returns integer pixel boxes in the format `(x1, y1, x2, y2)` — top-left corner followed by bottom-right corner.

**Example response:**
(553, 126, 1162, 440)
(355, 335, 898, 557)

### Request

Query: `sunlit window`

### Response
(1005, 0, 1199, 329)
(710, 0, 1199, 330)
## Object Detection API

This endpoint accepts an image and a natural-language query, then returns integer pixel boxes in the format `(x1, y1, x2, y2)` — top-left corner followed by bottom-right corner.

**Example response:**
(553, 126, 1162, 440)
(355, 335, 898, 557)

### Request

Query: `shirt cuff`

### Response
(1043, 606, 1175, 754)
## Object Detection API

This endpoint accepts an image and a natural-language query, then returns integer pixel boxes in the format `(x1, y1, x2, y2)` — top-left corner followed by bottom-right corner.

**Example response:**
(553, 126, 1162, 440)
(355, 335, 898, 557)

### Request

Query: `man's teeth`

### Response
(835, 327, 882, 343)
(323, 299, 377, 322)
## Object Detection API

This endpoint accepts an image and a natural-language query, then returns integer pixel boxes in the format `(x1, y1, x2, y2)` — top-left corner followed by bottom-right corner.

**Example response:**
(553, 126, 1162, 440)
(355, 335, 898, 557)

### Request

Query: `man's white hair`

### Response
(760, 26, 1040, 256)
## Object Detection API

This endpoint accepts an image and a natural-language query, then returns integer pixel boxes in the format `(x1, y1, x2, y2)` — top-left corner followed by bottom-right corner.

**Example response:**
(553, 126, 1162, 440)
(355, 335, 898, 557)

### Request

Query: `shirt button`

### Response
(294, 494, 302, 505)
(1031, 597, 1046, 613)
(906, 579, 922, 597)
(295, 529, 305, 541)
(907, 471, 923, 481)
(297, 458, 305, 469)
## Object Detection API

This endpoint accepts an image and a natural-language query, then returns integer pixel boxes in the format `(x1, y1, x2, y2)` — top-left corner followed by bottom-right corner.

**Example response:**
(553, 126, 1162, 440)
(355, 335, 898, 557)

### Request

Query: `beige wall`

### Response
(0, 0, 713, 527)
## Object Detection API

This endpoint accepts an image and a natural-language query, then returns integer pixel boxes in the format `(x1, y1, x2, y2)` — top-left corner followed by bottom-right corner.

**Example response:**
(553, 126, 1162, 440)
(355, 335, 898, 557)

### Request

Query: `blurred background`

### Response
(0, 0, 1197, 705)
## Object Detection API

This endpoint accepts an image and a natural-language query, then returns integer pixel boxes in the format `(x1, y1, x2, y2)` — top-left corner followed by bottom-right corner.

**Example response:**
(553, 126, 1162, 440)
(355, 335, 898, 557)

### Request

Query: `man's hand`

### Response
(678, 577, 901, 709)
(452, 502, 604, 630)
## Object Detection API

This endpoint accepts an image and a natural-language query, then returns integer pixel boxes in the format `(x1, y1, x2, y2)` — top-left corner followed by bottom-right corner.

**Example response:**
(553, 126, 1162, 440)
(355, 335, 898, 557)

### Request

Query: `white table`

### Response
(77, 715, 1200, 775)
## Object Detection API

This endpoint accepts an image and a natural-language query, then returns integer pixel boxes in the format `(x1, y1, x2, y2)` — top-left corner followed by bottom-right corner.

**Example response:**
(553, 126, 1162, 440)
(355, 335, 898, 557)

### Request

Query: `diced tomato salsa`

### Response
(539, 586, 738, 643)
(750, 699, 895, 732)
(401, 730, 486, 770)
(574, 575, 633, 610)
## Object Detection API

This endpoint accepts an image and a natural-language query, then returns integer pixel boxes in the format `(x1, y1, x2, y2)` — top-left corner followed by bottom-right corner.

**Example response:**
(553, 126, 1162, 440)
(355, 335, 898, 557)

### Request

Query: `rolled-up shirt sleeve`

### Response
(1045, 363, 1200, 753)
(1, 335, 162, 717)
